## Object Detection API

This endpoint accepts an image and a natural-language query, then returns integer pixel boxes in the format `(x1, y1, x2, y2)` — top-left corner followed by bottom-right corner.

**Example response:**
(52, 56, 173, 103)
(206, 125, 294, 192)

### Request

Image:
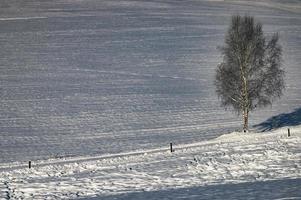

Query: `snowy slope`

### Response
(0, 0, 301, 164)
(0, 125, 300, 199)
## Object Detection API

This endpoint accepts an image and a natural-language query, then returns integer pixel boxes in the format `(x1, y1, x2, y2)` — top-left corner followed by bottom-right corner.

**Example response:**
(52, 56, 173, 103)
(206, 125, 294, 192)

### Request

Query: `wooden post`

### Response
(288, 128, 290, 137)
(170, 143, 174, 152)
(29, 161, 31, 169)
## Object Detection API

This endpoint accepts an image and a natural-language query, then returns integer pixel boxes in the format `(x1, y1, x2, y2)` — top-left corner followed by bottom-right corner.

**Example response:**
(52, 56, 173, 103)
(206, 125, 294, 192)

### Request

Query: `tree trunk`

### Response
(241, 70, 249, 132)
(243, 108, 249, 132)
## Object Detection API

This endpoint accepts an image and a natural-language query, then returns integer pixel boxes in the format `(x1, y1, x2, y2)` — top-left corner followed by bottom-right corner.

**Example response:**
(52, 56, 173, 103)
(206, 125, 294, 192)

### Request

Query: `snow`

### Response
(0, 0, 301, 198)
(0, 125, 300, 199)
(0, 0, 301, 165)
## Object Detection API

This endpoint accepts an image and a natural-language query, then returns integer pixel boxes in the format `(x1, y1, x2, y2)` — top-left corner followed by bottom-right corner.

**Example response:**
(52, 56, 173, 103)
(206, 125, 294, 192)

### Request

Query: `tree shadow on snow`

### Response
(81, 178, 301, 200)
(255, 107, 301, 131)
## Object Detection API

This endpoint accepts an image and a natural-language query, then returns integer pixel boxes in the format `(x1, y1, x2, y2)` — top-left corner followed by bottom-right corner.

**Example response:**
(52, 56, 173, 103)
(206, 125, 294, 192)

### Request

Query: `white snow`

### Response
(0, 0, 301, 165)
(0, 125, 300, 199)
(0, 0, 301, 199)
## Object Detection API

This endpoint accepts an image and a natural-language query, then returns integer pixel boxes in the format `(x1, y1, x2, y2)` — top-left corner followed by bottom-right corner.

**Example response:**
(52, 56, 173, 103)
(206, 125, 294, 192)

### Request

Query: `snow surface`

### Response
(0, 125, 300, 199)
(0, 0, 301, 198)
(0, 0, 301, 164)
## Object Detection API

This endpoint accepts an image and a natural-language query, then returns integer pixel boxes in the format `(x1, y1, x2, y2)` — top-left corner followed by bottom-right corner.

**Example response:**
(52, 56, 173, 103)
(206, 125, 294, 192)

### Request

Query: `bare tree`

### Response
(215, 15, 285, 131)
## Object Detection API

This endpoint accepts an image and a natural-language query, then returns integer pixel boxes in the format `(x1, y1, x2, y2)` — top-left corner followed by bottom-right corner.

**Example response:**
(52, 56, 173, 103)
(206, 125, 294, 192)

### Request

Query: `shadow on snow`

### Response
(255, 107, 301, 131)
(81, 178, 301, 200)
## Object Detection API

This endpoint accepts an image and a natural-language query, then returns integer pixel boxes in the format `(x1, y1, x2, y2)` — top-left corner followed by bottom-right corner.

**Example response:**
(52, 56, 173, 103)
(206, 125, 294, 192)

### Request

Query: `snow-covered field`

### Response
(0, 0, 301, 164)
(0, 0, 301, 199)
(0, 125, 300, 199)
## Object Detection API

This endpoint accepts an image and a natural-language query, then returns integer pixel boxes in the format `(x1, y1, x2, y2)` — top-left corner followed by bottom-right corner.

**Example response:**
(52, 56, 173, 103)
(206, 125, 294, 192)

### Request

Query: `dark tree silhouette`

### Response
(215, 15, 285, 131)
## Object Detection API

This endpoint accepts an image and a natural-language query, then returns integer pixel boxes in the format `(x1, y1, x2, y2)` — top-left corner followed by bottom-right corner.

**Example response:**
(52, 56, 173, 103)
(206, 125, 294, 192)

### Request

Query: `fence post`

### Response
(288, 128, 290, 137)
(29, 161, 32, 169)
(170, 143, 174, 152)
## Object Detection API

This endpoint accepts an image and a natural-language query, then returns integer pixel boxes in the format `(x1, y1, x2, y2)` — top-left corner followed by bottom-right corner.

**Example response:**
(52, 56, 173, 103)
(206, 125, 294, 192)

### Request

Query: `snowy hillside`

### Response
(0, 0, 301, 198)
(0, 125, 300, 199)
(0, 0, 301, 164)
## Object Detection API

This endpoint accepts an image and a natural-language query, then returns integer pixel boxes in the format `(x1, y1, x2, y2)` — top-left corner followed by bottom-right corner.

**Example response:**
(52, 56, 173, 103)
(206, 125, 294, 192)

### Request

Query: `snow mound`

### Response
(216, 125, 301, 142)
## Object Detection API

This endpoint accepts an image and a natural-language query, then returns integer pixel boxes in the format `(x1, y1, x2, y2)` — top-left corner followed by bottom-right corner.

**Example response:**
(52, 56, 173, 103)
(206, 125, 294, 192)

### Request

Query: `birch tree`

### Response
(215, 15, 285, 131)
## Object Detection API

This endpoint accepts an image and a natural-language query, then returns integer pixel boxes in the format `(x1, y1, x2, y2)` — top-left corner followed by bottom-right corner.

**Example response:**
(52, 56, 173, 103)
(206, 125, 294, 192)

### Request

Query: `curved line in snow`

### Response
(0, 17, 47, 21)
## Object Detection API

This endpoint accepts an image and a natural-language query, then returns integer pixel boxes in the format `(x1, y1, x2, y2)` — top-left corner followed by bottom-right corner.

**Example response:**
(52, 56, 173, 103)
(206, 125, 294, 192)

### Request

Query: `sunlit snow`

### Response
(0, 0, 301, 199)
